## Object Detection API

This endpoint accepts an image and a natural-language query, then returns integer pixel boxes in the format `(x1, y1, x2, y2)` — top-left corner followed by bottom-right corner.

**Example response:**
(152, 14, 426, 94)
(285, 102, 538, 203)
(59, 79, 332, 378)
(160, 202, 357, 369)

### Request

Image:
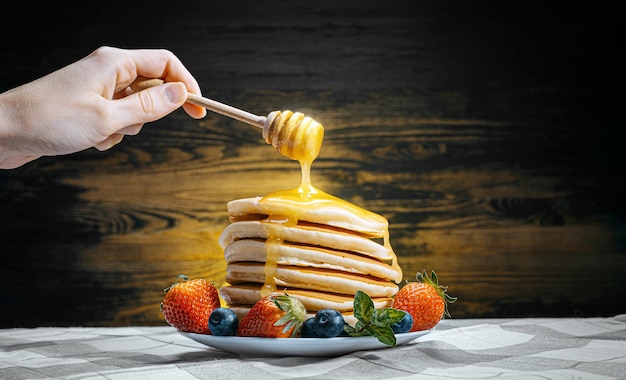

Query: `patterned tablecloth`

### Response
(1, 316, 625, 379)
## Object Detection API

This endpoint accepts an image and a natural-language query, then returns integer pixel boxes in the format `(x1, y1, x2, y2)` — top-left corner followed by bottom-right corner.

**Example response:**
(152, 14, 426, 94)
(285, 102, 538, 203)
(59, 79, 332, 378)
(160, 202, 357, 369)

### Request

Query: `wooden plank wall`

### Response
(1, 1, 624, 327)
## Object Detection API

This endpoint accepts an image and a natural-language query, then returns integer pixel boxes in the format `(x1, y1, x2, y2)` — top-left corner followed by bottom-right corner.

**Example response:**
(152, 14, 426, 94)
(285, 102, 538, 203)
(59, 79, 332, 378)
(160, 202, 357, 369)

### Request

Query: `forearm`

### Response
(0, 89, 38, 169)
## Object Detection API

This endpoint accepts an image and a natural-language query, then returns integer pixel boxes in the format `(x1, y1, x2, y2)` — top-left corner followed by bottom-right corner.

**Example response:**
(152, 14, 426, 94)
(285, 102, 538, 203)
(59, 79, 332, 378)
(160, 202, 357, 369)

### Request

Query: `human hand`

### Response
(0, 46, 207, 169)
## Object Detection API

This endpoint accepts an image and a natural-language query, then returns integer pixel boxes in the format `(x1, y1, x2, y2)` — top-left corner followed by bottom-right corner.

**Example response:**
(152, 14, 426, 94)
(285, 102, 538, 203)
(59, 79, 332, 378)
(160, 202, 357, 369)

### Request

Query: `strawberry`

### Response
(238, 294, 307, 338)
(392, 270, 457, 331)
(160, 274, 221, 334)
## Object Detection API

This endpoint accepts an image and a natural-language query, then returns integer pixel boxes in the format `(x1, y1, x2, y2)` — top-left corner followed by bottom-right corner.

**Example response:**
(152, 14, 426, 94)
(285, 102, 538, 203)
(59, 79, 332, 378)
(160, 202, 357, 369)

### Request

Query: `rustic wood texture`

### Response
(1, 1, 624, 327)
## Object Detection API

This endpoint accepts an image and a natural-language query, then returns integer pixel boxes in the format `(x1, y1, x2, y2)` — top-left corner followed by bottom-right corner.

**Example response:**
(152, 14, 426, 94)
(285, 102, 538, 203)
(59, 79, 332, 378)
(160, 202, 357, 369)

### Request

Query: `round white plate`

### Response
(179, 328, 433, 357)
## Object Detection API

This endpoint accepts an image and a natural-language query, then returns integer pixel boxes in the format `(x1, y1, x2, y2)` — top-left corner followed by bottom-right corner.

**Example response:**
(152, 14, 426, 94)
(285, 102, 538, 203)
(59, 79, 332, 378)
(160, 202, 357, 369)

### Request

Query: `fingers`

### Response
(98, 83, 205, 149)
(83, 47, 209, 151)
(89, 46, 207, 119)
(126, 75, 206, 119)
(125, 48, 207, 119)
(109, 82, 187, 131)
(94, 133, 124, 151)
(96, 122, 143, 152)
(182, 102, 207, 119)
(117, 124, 143, 135)
(128, 48, 201, 92)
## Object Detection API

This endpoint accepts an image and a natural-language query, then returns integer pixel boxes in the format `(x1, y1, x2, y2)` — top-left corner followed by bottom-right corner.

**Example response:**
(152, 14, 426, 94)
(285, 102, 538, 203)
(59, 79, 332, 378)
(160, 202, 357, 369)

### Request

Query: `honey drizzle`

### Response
(257, 114, 401, 298)
(259, 160, 312, 297)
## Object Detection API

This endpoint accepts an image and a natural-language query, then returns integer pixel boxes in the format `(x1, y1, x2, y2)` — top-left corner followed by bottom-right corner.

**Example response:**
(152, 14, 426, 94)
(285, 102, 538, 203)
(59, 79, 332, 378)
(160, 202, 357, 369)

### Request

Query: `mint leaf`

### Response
(372, 308, 406, 327)
(348, 290, 405, 347)
(367, 325, 396, 347)
(343, 324, 358, 335)
(353, 290, 374, 323)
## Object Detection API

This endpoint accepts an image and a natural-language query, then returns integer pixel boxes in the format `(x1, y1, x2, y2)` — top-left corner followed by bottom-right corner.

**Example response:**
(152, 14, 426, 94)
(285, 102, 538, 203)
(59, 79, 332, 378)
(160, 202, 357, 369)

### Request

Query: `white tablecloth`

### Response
(2, 316, 625, 379)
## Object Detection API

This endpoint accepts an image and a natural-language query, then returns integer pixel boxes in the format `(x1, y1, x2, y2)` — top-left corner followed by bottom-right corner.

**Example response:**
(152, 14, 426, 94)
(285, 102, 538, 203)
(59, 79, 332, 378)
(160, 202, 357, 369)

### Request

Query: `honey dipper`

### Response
(130, 77, 324, 162)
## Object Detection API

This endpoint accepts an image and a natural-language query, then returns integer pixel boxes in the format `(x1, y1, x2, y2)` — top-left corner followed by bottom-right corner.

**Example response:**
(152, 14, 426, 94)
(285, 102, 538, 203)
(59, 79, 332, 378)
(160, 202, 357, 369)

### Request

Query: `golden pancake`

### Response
(219, 220, 391, 260)
(226, 262, 399, 297)
(226, 197, 389, 238)
(224, 239, 400, 281)
(219, 283, 393, 312)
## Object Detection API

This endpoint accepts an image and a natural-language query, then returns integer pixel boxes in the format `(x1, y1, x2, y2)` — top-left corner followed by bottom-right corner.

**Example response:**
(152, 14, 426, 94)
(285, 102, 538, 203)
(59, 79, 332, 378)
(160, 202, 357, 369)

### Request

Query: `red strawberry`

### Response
(161, 275, 221, 334)
(238, 294, 306, 338)
(392, 270, 457, 331)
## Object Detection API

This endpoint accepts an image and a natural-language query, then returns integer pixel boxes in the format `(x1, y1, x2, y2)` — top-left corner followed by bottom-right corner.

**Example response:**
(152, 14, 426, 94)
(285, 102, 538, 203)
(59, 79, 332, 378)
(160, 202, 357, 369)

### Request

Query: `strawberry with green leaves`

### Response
(238, 294, 306, 338)
(392, 270, 457, 331)
(161, 274, 221, 334)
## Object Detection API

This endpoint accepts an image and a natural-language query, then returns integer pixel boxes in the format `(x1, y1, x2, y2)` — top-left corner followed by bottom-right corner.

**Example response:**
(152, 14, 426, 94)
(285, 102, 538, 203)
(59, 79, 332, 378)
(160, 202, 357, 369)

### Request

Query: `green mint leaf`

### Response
(343, 324, 357, 335)
(367, 325, 397, 347)
(346, 321, 369, 337)
(349, 291, 401, 346)
(354, 320, 366, 332)
(353, 290, 374, 323)
(372, 308, 407, 327)
(371, 309, 386, 326)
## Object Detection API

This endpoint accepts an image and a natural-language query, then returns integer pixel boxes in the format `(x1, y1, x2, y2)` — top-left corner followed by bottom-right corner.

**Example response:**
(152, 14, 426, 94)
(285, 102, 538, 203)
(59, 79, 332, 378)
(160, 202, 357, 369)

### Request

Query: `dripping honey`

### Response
(257, 112, 401, 297)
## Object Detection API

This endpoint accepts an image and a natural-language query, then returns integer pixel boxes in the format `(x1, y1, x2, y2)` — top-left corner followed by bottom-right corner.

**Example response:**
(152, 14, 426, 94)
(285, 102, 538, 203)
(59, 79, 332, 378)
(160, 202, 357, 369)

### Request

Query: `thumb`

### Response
(113, 82, 187, 127)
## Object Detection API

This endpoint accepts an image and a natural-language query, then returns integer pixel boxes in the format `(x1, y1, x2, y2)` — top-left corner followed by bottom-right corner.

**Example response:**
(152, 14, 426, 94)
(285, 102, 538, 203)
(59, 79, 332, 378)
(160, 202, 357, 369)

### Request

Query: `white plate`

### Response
(179, 328, 433, 357)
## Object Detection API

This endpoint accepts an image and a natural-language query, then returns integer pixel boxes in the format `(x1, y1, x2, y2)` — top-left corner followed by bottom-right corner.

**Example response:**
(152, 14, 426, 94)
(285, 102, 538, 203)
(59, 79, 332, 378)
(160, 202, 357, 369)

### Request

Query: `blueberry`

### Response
(391, 310, 413, 334)
(312, 309, 345, 338)
(208, 308, 238, 336)
(300, 317, 317, 338)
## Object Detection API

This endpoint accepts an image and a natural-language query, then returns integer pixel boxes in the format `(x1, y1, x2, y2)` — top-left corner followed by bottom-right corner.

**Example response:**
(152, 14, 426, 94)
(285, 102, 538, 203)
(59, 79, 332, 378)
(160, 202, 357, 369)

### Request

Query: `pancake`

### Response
(219, 189, 403, 327)
(219, 283, 393, 312)
(224, 239, 400, 281)
(226, 262, 399, 297)
(226, 197, 389, 238)
(219, 220, 391, 260)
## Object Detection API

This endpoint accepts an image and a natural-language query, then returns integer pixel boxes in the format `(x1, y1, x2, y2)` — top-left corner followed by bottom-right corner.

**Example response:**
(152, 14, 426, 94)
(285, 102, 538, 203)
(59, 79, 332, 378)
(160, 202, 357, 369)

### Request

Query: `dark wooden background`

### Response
(1, 1, 624, 327)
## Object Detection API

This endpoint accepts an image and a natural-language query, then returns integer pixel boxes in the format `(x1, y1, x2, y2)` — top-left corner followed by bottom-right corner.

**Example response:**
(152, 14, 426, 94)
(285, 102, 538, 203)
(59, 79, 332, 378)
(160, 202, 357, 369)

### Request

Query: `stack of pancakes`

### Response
(217, 196, 403, 325)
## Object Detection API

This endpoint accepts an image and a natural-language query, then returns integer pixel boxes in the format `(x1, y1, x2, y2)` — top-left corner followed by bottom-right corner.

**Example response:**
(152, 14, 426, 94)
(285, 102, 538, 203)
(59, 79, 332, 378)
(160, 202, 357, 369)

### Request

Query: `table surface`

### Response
(2, 316, 625, 380)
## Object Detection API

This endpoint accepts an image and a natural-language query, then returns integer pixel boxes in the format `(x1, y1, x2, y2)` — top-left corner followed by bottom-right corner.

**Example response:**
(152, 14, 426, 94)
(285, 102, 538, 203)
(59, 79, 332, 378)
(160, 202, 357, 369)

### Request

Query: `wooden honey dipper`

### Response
(131, 77, 324, 162)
